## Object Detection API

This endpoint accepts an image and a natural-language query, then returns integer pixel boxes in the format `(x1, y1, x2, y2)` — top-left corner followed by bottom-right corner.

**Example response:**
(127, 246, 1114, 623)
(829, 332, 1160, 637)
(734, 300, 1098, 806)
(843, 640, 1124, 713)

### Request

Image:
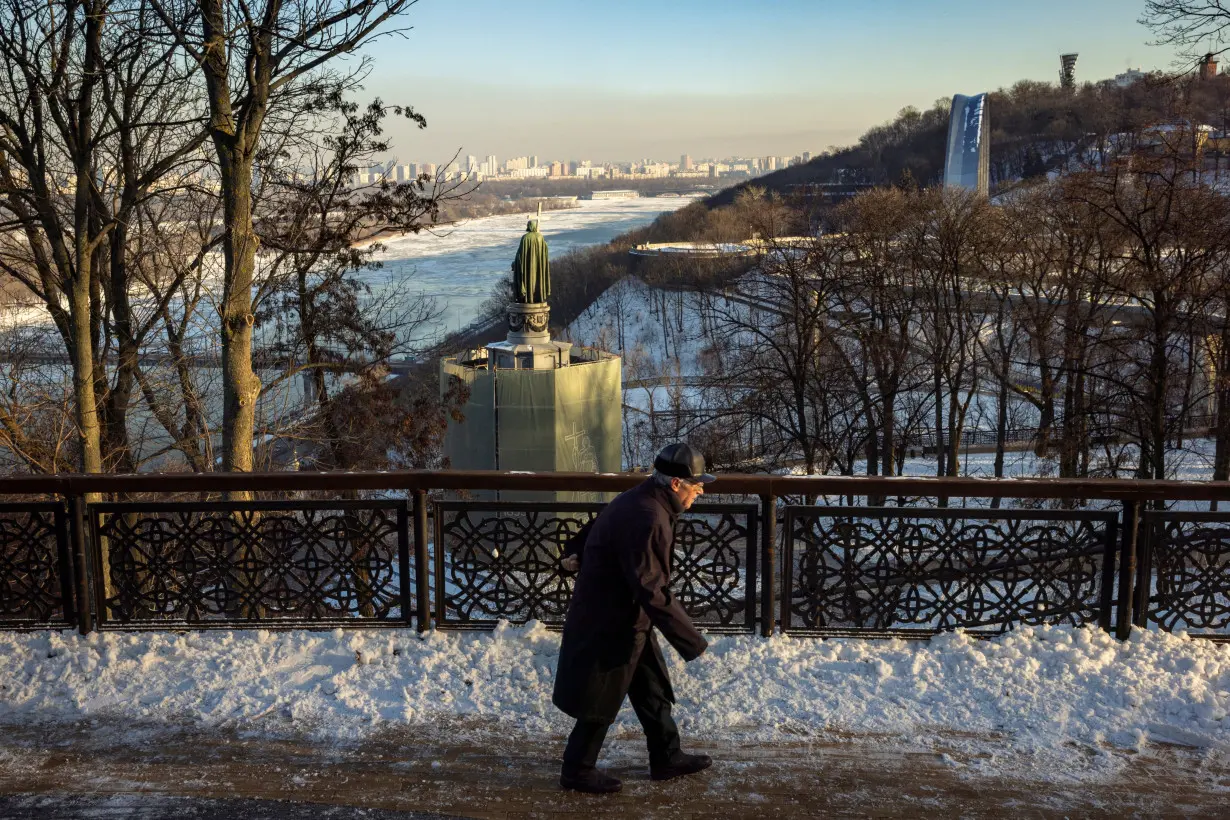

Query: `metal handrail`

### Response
(1, 469, 1229, 502)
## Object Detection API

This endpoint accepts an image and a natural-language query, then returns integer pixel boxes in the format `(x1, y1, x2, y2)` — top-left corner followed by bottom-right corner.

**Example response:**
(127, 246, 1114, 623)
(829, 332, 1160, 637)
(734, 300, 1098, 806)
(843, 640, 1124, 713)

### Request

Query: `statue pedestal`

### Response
(486, 302, 571, 370)
(506, 302, 550, 345)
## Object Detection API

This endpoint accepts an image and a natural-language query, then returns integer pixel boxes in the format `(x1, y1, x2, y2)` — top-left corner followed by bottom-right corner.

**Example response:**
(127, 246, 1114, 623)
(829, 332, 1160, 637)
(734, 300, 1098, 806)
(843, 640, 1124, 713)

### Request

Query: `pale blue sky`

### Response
(356, 0, 1181, 164)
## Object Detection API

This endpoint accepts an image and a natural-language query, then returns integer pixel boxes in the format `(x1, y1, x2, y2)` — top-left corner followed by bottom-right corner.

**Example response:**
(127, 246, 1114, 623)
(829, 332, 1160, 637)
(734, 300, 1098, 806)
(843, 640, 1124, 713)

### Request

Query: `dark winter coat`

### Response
(552, 478, 708, 723)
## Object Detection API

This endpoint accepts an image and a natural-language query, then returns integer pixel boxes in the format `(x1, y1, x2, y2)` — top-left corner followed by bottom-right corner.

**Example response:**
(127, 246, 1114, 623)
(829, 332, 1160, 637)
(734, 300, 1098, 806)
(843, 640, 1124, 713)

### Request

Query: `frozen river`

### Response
(359, 195, 700, 342)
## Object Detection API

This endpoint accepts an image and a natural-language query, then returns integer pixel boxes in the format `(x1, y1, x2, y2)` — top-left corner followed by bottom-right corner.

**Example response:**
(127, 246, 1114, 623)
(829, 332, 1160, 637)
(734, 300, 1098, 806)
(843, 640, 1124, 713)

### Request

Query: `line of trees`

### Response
(675, 153, 1230, 484)
(0, 0, 463, 481)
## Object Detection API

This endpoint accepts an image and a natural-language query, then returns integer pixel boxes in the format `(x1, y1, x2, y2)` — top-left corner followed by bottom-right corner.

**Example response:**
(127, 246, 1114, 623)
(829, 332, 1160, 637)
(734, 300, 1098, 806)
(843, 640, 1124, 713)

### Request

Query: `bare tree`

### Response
(832, 187, 928, 479)
(1143, 1, 1230, 63)
(150, 0, 423, 482)
(0, 0, 207, 475)
(909, 188, 996, 477)
(1067, 158, 1230, 481)
(254, 94, 468, 470)
(702, 230, 860, 479)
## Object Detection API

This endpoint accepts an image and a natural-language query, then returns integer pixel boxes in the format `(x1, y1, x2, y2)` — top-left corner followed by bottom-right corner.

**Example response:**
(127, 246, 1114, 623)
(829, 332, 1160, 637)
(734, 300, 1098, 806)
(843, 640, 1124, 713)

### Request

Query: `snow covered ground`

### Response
(4, 622, 1230, 784)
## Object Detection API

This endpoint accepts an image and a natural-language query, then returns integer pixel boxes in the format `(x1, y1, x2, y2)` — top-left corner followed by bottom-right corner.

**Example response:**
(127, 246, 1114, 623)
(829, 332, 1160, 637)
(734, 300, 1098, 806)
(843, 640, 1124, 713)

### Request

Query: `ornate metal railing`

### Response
(1, 471, 1230, 640)
(434, 501, 589, 629)
(782, 507, 1119, 637)
(0, 503, 74, 628)
(434, 501, 757, 632)
(1137, 511, 1230, 635)
(91, 501, 413, 628)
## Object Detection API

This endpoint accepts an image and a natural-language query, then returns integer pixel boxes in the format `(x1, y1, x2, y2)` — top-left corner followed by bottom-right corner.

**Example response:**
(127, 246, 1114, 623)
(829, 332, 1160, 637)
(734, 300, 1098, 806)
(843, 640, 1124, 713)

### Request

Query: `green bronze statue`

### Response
(512, 219, 550, 304)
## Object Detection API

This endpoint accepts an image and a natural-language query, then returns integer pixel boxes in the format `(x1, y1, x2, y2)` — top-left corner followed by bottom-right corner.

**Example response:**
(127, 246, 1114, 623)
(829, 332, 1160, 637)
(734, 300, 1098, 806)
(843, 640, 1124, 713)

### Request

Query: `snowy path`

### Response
(5, 623, 1230, 789)
(1, 717, 1227, 817)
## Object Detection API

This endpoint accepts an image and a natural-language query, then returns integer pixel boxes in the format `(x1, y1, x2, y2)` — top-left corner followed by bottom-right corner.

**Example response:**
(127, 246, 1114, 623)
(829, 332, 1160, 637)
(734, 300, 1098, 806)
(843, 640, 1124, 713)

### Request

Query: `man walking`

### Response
(552, 443, 715, 794)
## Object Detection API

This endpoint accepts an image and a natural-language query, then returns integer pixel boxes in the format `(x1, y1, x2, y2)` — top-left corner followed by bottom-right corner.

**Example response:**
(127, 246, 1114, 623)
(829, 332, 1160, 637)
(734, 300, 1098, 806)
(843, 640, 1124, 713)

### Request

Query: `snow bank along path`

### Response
(3, 622, 1230, 782)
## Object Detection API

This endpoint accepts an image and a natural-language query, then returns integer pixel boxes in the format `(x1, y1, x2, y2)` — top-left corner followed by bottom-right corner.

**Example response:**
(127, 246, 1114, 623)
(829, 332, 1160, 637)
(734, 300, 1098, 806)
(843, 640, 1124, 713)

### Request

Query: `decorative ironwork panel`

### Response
(92, 501, 411, 627)
(671, 505, 756, 630)
(0, 503, 72, 627)
(782, 507, 1118, 636)
(434, 501, 757, 632)
(1140, 511, 1230, 635)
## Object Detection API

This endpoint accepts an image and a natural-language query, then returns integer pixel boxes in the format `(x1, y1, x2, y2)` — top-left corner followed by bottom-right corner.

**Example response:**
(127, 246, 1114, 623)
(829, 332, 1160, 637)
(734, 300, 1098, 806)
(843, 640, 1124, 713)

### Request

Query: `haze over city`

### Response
(360, 0, 1183, 165)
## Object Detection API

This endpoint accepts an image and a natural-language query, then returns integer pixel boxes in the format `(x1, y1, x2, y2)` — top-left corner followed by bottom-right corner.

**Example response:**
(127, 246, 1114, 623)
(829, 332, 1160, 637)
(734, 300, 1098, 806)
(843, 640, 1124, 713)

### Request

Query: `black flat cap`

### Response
(653, 442, 716, 484)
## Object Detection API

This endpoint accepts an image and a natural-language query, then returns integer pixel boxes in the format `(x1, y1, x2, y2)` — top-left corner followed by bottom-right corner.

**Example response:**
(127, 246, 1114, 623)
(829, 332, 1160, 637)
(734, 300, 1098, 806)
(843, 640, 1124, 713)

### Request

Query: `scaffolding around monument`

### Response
(441, 217, 622, 500)
(440, 344, 622, 501)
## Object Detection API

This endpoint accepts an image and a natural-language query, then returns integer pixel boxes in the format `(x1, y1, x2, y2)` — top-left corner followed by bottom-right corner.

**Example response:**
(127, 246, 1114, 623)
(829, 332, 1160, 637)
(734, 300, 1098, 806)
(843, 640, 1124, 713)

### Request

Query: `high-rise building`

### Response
(681, 154, 693, 170)
(802, 152, 812, 163)
(530, 155, 539, 168)
(466, 155, 478, 173)
(1059, 53, 1078, 89)
(486, 155, 498, 176)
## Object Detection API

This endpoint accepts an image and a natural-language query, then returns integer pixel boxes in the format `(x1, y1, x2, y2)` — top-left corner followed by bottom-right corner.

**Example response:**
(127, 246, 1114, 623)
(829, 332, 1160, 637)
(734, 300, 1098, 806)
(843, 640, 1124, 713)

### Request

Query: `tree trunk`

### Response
(69, 271, 103, 474)
(219, 154, 261, 480)
(933, 366, 945, 477)
(199, 0, 268, 488)
(1036, 360, 1055, 457)
(992, 361, 1009, 507)
(880, 390, 896, 478)
(1150, 329, 1169, 482)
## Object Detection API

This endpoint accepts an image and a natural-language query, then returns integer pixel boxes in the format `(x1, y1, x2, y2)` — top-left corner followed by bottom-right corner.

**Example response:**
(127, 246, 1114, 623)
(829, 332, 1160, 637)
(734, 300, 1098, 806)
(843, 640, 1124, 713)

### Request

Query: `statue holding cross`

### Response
(512, 204, 551, 304)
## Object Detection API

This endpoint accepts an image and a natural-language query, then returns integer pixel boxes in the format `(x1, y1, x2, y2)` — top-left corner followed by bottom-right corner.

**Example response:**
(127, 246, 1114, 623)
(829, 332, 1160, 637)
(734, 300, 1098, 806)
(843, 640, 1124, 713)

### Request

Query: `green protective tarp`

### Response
(444, 353, 622, 502)
(441, 359, 496, 472)
(554, 357, 621, 473)
(495, 368, 557, 474)
(553, 356, 622, 503)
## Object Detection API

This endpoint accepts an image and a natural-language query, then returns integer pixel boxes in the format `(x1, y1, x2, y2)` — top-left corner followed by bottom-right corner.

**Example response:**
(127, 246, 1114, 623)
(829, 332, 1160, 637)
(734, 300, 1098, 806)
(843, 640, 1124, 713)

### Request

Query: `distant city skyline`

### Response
(355, 0, 1182, 164)
(354, 152, 809, 185)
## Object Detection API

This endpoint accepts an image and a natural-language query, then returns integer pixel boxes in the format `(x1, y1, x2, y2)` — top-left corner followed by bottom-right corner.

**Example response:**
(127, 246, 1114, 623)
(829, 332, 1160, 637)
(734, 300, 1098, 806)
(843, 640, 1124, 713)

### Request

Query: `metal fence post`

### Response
(68, 495, 93, 635)
(760, 494, 776, 637)
(1097, 513, 1119, 634)
(1133, 509, 1154, 630)
(397, 501, 413, 627)
(745, 503, 759, 633)
(1116, 500, 1140, 640)
(413, 490, 431, 633)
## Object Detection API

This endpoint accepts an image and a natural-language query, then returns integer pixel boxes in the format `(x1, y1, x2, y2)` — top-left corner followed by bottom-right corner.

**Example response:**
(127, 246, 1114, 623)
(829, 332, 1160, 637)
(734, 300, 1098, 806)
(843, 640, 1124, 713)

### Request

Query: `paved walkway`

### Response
(2, 720, 1229, 818)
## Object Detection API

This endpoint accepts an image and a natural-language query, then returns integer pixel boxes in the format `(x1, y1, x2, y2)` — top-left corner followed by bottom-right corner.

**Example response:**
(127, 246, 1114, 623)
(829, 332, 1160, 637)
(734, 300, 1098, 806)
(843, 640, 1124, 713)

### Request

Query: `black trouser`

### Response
(562, 641, 681, 773)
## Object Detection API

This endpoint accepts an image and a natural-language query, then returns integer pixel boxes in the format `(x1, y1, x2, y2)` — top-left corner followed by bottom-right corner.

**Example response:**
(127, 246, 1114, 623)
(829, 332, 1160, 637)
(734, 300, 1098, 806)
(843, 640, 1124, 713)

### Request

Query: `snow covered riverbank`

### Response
(3, 622, 1230, 783)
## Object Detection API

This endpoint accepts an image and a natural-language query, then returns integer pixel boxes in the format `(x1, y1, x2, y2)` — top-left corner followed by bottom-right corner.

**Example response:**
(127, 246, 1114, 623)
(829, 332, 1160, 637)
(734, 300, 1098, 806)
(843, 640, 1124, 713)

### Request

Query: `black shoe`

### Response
(650, 751, 712, 781)
(560, 768, 622, 794)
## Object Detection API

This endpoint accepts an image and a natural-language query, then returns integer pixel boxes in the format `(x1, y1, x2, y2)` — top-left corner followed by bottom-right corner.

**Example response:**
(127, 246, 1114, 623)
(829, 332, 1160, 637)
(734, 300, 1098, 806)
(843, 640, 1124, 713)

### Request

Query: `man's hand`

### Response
(561, 555, 581, 573)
